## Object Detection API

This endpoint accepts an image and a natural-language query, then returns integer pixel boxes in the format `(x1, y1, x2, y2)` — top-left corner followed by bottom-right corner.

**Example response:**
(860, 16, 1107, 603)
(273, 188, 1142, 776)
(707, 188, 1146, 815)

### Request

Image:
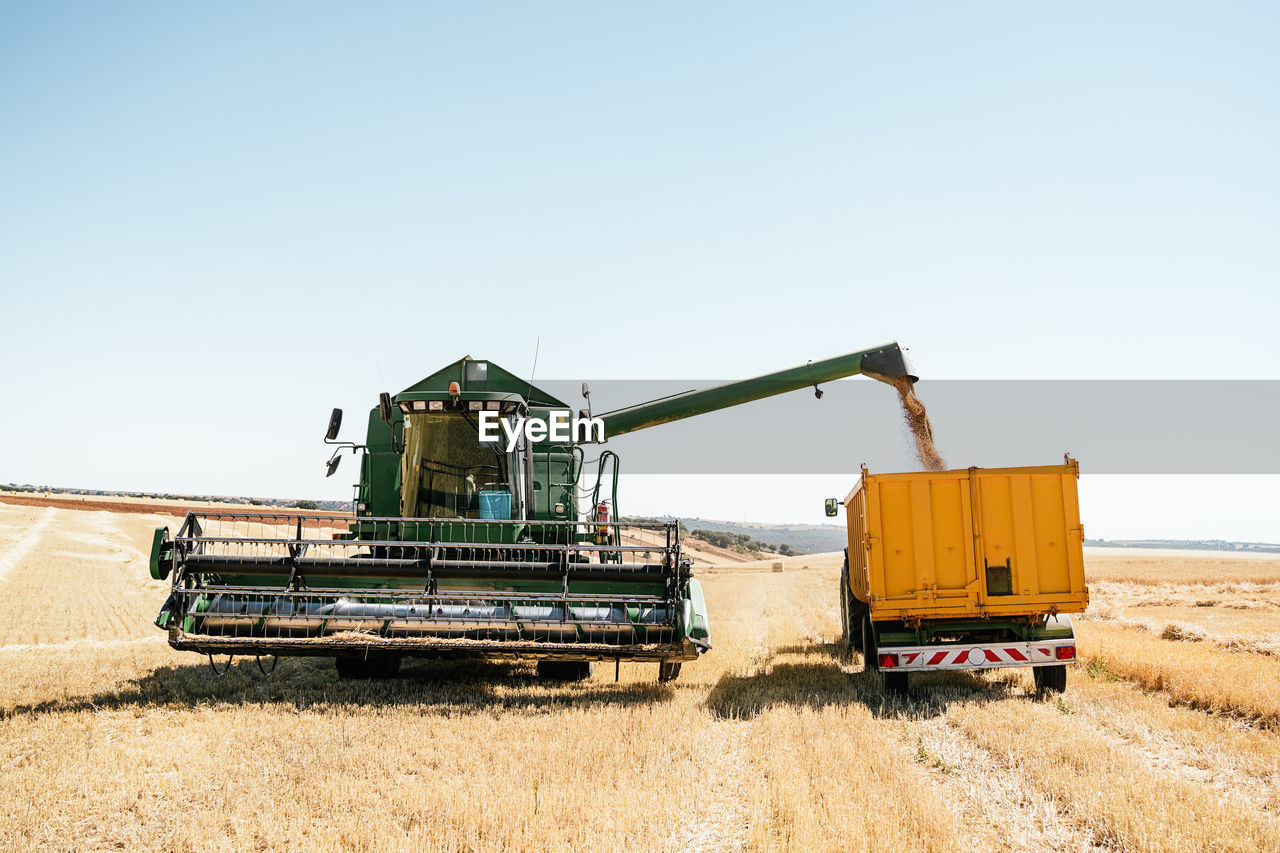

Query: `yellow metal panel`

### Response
(879, 480, 920, 599)
(845, 479, 870, 603)
(930, 477, 974, 594)
(844, 461, 1088, 621)
(866, 478, 885, 603)
(1030, 473, 1069, 594)
(854, 485, 869, 603)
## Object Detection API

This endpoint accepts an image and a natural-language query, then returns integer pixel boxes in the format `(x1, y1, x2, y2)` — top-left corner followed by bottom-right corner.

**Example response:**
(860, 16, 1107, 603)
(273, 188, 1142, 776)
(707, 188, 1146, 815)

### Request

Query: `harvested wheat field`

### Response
(2, 503, 1279, 852)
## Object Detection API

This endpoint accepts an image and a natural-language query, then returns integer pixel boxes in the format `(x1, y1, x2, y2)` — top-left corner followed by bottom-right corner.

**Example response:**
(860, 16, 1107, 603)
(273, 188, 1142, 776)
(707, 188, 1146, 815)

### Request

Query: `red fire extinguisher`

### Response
(595, 501, 610, 537)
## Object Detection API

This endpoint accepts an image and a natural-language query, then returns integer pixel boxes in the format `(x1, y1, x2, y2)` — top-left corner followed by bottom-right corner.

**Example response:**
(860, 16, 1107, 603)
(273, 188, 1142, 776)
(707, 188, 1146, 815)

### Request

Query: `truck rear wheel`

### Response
(862, 617, 907, 696)
(861, 615, 877, 673)
(1034, 664, 1067, 694)
(850, 598, 867, 654)
(537, 661, 593, 682)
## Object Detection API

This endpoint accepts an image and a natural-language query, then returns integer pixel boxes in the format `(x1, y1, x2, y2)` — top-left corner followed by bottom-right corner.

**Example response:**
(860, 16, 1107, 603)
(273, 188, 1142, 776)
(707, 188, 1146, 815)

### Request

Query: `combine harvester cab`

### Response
(150, 343, 915, 682)
(829, 457, 1090, 697)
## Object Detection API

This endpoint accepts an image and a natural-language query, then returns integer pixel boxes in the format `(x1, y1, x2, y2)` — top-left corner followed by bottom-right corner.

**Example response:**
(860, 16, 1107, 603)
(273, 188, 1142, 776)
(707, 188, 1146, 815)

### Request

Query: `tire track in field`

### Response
(0, 508, 55, 584)
(95, 513, 151, 566)
(675, 718, 752, 852)
(0, 509, 159, 645)
(905, 712, 1109, 852)
(1062, 678, 1280, 813)
(671, 576, 773, 852)
(0, 635, 163, 653)
(935, 682, 1280, 850)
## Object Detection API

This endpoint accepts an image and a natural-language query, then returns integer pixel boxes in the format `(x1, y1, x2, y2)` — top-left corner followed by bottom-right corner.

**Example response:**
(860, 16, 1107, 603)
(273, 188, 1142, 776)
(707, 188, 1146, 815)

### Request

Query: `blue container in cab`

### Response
(478, 490, 512, 520)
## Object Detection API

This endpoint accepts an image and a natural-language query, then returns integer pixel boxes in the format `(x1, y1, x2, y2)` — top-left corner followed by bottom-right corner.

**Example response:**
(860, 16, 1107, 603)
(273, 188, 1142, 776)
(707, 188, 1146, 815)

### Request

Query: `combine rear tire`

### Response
(335, 654, 402, 680)
(1034, 664, 1068, 695)
(658, 661, 682, 683)
(536, 661, 593, 682)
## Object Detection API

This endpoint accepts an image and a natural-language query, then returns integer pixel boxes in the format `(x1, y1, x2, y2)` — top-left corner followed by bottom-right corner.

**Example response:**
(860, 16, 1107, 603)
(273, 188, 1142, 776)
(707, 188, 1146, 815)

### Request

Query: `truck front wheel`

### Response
(1034, 664, 1067, 694)
(839, 564, 853, 659)
(863, 616, 908, 696)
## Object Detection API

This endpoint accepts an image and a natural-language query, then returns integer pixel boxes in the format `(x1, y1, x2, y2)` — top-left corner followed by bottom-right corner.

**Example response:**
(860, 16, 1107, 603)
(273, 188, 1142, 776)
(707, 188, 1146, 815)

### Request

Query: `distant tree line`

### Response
(1, 484, 345, 512)
(690, 529, 793, 558)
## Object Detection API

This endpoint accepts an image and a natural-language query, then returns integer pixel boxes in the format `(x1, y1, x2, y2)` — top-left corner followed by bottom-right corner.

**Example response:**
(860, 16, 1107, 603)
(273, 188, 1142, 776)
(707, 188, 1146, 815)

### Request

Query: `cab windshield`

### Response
(399, 412, 513, 518)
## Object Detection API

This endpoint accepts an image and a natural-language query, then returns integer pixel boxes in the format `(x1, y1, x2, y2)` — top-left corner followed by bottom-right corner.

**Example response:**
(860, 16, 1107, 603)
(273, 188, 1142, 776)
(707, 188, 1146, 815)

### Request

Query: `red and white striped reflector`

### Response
(884, 642, 1074, 671)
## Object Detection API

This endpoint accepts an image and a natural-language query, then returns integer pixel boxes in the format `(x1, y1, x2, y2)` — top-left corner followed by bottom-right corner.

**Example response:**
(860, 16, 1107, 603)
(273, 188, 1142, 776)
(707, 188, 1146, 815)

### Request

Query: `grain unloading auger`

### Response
(149, 343, 914, 681)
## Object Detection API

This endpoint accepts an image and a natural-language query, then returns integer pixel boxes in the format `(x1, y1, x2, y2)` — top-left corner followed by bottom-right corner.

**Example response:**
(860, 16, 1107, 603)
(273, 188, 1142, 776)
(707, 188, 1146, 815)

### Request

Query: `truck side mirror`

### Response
(326, 454, 342, 477)
(378, 392, 393, 423)
(824, 498, 839, 517)
(326, 408, 343, 441)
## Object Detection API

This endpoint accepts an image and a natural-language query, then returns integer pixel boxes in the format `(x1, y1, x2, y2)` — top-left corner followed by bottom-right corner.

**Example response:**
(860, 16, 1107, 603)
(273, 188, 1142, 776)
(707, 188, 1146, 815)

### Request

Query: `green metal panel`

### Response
(149, 343, 914, 669)
(399, 356, 568, 407)
(876, 616, 1071, 646)
(596, 342, 912, 437)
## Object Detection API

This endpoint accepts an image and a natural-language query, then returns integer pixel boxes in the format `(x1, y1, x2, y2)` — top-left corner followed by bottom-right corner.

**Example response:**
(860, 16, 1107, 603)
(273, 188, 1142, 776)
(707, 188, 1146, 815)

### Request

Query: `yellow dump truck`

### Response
(825, 457, 1089, 695)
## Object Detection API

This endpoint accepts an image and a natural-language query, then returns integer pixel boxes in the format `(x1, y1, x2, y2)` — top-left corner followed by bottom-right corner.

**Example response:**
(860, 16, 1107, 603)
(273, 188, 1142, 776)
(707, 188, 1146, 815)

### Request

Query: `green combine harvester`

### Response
(148, 342, 914, 681)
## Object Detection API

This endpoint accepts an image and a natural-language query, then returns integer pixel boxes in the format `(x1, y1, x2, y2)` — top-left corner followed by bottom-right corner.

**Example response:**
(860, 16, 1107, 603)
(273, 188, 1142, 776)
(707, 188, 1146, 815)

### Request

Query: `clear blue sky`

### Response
(2, 3, 1277, 538)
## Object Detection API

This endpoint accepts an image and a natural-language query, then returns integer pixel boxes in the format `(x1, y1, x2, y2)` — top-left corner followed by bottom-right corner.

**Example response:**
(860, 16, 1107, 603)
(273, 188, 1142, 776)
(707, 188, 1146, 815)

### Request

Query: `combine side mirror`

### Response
(326, 454, 342, 477)
(581, 382, 590, 399)
(378, 392, 393, 423)
(326, 408, 343, 441)
(824, 498, 839, 518)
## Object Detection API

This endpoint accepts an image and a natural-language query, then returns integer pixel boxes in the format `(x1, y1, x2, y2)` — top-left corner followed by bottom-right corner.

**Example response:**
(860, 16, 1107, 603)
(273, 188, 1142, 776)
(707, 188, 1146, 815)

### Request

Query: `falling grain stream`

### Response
(894, 376, 946, 471)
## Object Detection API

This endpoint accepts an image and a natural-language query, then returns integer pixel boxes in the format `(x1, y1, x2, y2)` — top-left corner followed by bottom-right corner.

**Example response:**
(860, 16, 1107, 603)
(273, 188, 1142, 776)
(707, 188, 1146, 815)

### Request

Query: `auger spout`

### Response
(596, 342, 914, 438)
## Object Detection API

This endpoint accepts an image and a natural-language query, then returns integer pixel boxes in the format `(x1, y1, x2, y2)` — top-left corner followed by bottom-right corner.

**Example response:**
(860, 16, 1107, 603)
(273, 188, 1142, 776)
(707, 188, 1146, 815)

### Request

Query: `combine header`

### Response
(150, 343, 914, 680)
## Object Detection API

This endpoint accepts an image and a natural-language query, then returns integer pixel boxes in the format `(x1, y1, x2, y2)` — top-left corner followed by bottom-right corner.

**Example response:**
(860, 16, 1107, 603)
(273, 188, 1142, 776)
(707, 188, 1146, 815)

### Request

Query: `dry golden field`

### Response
(2, 503, 1279, 852)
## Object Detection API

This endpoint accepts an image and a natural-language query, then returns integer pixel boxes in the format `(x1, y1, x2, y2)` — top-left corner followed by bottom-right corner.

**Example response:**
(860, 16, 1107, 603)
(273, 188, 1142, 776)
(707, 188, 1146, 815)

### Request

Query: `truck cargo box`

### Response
(845, 458, 1088, 622)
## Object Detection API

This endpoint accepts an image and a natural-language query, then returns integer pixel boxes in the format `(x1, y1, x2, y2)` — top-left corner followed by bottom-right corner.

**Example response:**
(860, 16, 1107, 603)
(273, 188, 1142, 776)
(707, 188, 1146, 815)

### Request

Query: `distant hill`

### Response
(1, 484, 350, 512)
(675, 518, 846, 555)
(1085, 538, 1280, 554)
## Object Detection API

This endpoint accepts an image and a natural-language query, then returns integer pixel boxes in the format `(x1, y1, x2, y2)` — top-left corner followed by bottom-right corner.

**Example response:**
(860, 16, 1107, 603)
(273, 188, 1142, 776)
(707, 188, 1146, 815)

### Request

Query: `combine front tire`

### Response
(1034, 664, 1067, 695)
(536, 661, 593, 682)
(335, 654, 402, 680)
